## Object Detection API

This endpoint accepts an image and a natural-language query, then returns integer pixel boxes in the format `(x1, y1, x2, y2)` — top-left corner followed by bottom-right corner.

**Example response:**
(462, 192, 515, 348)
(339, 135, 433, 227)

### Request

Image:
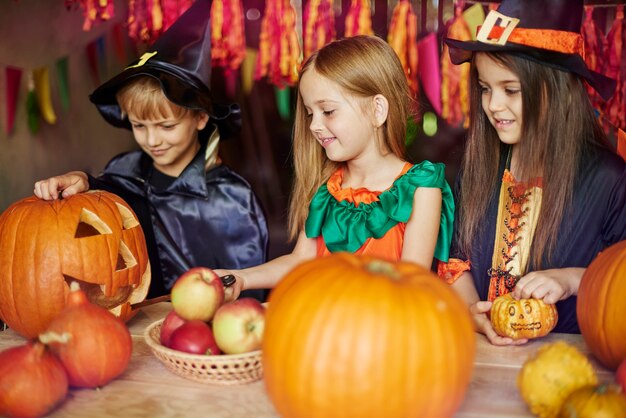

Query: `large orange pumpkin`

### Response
(577, 240, 626, 370)
(262, 253, 476, 418)
(0, 191, 150, 338)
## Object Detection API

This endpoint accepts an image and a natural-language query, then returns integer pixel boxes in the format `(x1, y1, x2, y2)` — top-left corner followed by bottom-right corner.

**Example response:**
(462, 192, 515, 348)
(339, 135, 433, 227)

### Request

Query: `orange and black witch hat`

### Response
(445, 0, 616, 101)
(90, 0, 239, 136)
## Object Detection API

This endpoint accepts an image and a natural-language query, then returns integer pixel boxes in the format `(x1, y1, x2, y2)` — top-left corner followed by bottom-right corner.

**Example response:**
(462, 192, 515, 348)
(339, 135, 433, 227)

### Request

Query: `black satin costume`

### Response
(449, 145, 626, 333)
(88, 134, 269, 300)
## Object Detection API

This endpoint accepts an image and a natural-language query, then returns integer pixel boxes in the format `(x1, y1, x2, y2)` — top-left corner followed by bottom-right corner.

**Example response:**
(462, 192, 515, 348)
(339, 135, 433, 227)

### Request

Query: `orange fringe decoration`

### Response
(441, 4, 471, 128)
(127, 0, 193, 44)
(211, 0, 246, 72)
(387, 0, 419, 95)
(303, 0, 336, 60)
(581, 6, 608, 109)
(66, 0, 114, 31)
(344, 0, 373, 37)
(255, 0, 301, 87)
(603, 5, 625, 131)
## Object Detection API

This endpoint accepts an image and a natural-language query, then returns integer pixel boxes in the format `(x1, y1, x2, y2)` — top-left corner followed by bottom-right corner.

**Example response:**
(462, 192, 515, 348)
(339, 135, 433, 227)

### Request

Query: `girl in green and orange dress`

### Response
(217, 35, 455, 298)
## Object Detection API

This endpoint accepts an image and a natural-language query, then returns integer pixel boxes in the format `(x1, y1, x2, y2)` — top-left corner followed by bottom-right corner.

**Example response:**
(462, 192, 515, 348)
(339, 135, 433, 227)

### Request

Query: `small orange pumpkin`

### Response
(558, 384, 626, 418)
(491, 293, 558, 340)
(262, 253, 476, 418)
(0, 191, 151, 338)
(577, 240, 626, 370)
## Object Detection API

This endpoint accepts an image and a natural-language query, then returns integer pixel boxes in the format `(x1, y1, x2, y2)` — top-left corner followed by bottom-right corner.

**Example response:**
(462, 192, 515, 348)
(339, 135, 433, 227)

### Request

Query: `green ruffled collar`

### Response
(305, 161, 454, 261)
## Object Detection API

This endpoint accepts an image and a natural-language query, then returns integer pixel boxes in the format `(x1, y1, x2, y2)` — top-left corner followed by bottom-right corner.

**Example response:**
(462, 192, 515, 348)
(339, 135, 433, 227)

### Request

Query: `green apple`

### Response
(212, 298, 265, 354)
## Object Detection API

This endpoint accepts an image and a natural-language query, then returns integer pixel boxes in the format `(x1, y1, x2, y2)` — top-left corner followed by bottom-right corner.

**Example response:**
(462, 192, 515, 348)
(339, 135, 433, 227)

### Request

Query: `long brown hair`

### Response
(458, 52, 609, 267)
(288, 35, 413, 240)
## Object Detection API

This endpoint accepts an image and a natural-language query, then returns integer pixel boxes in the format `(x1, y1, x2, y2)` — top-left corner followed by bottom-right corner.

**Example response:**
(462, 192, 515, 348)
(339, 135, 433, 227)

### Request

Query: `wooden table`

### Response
(0, 303, 615, 417)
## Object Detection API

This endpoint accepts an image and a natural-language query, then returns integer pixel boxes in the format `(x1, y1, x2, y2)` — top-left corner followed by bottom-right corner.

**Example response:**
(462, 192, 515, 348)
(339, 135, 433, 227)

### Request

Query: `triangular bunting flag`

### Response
(56, 57, 70, 111)
(418, 33, 442, 115)
(5, 66, 22, 135)
(33, 67, 57, 125)
(462, 2, 485, 40)
(26, 73, 40, 135)
(86, 40, 100, 86)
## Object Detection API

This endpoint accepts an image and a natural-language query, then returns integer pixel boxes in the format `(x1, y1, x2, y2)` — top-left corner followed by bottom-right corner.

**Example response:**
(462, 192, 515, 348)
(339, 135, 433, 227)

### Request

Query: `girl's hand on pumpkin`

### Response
(470, 301, 529, 346)
(512, 268, 583, 305)
(34, 171, 89, 200)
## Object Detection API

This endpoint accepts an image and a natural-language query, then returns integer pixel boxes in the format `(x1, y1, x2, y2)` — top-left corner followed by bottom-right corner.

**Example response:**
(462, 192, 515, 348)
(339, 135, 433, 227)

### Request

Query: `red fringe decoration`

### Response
(254, 0, 301, 87)
(66, 0, 114, 31)
(441, 4, 471, 128)
(127, 0, 193, 44)
(211, 0, 246, 72)
(581, 6, 608, 109)
(344, 0, 373, 37)
(387, 0, 419, 95)
(303, 0, 336, 60)
(603, 5, 625, 131)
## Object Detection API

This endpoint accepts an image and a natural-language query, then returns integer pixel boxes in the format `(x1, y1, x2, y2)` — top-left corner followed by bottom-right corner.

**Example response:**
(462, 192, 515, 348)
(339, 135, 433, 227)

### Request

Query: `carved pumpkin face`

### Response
(0, 191, 150, 338)
(490, 293, 558, 340)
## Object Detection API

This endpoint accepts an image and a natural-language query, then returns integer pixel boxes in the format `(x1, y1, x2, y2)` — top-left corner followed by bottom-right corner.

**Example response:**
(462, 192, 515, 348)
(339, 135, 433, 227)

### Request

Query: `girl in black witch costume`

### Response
(439, 0, 626, 344)
(33, 0, 268, 301)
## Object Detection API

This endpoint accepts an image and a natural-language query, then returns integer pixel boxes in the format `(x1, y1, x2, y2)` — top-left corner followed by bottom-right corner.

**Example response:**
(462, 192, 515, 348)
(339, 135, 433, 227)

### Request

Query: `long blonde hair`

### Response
(287, 35, 413, 240)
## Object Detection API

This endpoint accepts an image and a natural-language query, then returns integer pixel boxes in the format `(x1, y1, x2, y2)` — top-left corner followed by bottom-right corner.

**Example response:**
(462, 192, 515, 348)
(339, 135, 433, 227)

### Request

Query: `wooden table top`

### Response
(0, 303, 615, 418)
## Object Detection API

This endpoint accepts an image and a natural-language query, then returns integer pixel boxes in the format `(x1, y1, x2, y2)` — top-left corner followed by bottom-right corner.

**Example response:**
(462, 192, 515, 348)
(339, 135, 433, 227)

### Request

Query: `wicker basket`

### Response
(144, 319, 263, 385)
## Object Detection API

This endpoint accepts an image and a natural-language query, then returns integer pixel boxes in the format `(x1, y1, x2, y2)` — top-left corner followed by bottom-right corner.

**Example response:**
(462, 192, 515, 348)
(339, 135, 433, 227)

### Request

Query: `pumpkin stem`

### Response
(38, 331, 72, 345)
(67, 281, 90, 306)
(595, 384, 608, 394)
(366, 260, 400, 279)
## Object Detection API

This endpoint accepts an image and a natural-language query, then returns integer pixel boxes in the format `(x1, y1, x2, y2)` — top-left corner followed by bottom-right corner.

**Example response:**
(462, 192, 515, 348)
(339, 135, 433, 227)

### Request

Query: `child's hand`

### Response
(34, 171, 89, 200)
(469, 300, 529, 346)
(512, 268, 583, 305)
(213, 269, 245, 302)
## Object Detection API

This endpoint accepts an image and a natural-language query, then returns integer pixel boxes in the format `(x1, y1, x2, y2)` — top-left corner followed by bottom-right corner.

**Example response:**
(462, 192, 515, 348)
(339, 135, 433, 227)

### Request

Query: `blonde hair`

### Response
(287, 35, 413, 240)
(116, 76, 203, 121)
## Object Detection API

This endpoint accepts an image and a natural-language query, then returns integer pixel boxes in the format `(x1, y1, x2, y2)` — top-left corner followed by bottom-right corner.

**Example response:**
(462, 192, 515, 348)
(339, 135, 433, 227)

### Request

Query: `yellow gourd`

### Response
(517, 341, 598, 418)
(558, 384, 626, 418)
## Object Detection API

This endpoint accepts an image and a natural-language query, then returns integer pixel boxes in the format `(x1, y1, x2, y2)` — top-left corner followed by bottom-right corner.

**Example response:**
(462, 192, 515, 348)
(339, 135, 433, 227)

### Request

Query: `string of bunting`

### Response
(3, 0, 625, 155)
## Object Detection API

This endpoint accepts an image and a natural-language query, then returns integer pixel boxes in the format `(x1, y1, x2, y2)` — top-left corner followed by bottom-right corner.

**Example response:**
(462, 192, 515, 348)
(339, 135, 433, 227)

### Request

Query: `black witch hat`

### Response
(445, 0, 616, 101)
(90, 0, 240, 136)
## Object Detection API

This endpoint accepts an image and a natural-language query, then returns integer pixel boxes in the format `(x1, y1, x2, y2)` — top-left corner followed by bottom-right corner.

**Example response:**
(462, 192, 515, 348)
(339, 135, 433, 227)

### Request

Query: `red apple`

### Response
(617, 358, 626, 394)
(212, 298, 265, 354)
(168, 320, 221, 355)
(160, 310, 187, 347)
(171, 267, 225, 322)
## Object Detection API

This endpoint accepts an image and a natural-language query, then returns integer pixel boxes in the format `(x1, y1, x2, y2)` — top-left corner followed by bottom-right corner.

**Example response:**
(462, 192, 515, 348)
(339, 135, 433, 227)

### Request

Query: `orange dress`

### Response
(315, 165, 410, 261)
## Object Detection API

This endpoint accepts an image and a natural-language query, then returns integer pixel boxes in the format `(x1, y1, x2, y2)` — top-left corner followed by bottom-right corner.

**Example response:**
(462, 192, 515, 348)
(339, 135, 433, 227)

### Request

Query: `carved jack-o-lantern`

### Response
(0, 191, 150, 338)
(490, 293, 558, 340)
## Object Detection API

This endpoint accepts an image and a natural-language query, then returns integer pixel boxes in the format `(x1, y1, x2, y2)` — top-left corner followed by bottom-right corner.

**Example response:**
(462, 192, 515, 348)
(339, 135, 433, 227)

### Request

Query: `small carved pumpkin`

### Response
(491, 293, 558, 340)
(517, 341, 598, 418)
(558, 384, 626, 418)
(0, 191, 150, 338)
